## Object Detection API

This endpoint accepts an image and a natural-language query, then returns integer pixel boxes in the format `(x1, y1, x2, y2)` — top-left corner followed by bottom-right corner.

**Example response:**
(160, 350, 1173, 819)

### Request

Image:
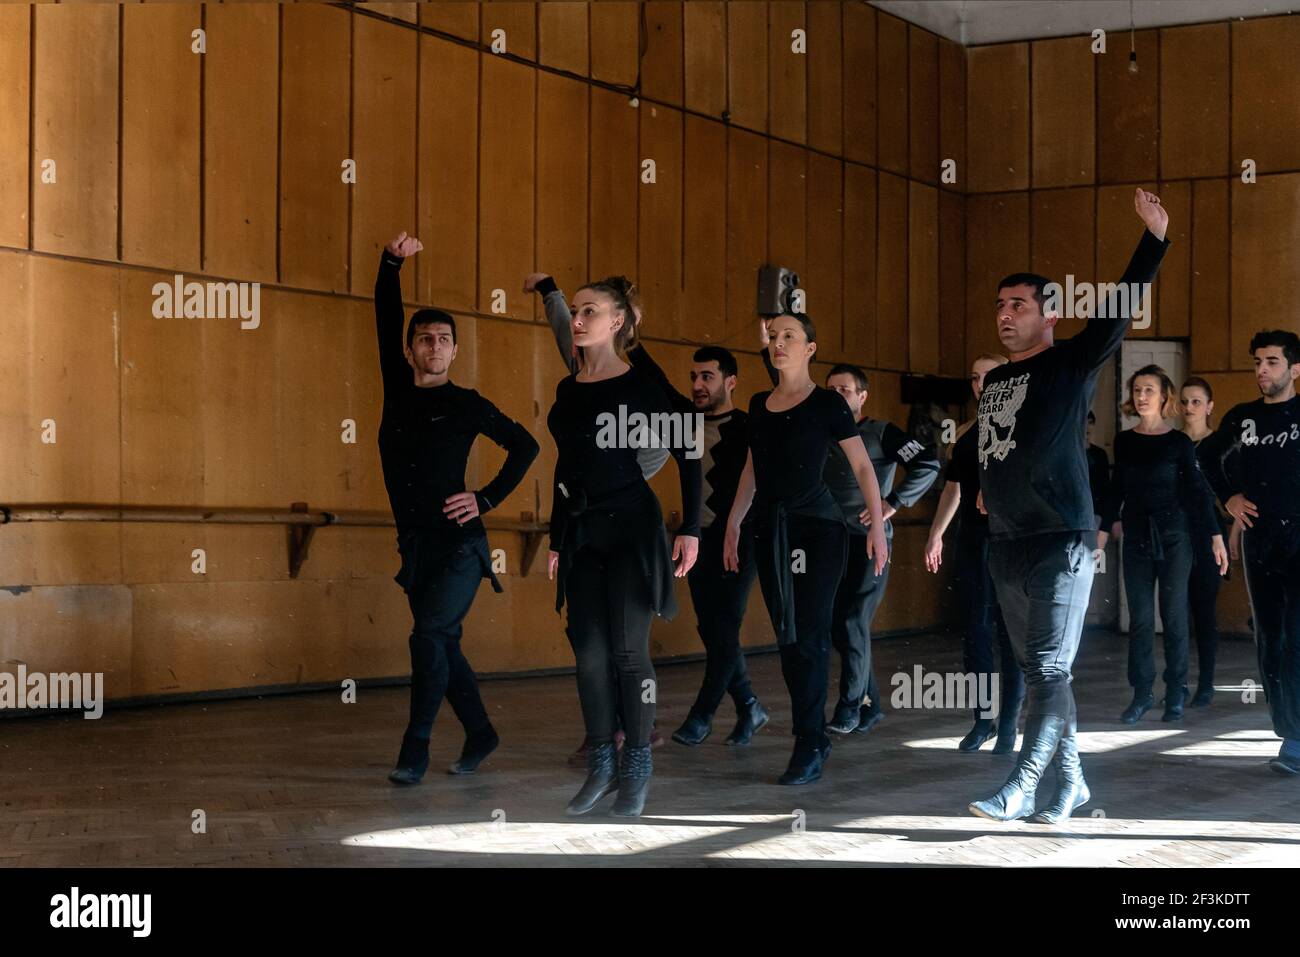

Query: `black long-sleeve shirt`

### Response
(1197, 395, 1300, 521)
(1098, 429, 1218, 538)
(375, 251, 539, 535)
(977, 228, 1170, 540)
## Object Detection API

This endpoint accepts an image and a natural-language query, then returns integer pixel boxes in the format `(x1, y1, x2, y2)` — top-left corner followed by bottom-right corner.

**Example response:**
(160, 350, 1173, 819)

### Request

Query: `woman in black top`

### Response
(724, 314, 887, 786)
(925, 354, 1025, 754)
(1098, 365, 1227, 724)
(546, 277, 701, 818)
(1179, 377, 1230, 708)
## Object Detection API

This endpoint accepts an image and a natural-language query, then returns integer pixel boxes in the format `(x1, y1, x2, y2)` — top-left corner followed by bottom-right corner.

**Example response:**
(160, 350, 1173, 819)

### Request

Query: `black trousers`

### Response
(397, 533, 492, 755)
(755, 514, 848, 749)
(829, 536, 890, 722)
(988, 531, 1094, 723)
(564, 513, 658, 749)
(1122, 519, 1193, 694)
(1188, 529, 1224, 689)
(1241, 521, 1300, 741)
(685, 522, 758, 720)
(955, 528, 1025, 727)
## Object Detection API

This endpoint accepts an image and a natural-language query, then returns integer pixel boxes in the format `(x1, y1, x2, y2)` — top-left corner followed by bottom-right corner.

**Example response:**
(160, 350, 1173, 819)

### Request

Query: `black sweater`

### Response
(374, 251, 539, 535)
(1099, 429, 1218, 538)
(977, 229, 1170, 540)
(1197, 395, 1300, 522)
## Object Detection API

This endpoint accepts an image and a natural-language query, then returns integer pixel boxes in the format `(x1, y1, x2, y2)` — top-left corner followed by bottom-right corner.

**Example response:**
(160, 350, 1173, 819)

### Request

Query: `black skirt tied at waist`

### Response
(753, 485, 846, 647)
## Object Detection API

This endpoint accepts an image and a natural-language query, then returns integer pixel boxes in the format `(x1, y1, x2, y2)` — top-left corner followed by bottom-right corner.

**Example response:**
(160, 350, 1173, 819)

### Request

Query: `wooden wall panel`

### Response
(641, 1, 683, 106)
(727, 0, 768, 133)
(590, 1, 639, 87)
(804, 152, 843, 362)
(841, 1, 876, 165)
(472, 319, 539, 519)
(683, 115, 727, 343)
(419, 0, 479, 40)
(769, 1, 807, 144)
(417, 35, 479, 312)
(805, 0, 842, 156)
(1232, 16, 1300, 173)
(938, 189, 965, 376)
(1160, 23, 1228, 180)
(0, 252, 33, 511)
(1096, 184, 1157, 339)
(280, 3, 350, 294)
(842, 163, 877, 367)
(481, 1, 536, 61)
(32, 4, 118, 260)
(726, 129, 769, 344)
(876, 13, 909, 176)
(204, 3, 278, 283)
(639, 104, 684, 341)
(1029, 187, 1095, 342)
(1231, 174, 1300, 368)
(588, 87, 638, 282)
(1096, 29, 1157, 184)
(938, 38, 964, 194)
(1031, 37, 1094, 188)
(908, 181, 938, 374)
(966, 193, 1029, 365)
(684, 1, 726, 117)
(121, 4, 200, 272)
(535, 72, 588, 319)
(538, 0, 588, 75)
(768, 141, 807, 273)
(908, 26, 938, 186)
(478, 56, 535, 319)
(876, 172, 908, 370)
(1190, 179, 1230, 373)
(966, 43, 1028, 193)
(361, 3, 417, 26)
(0, 7, 30, 249)
(1155, 180, 1190, 338)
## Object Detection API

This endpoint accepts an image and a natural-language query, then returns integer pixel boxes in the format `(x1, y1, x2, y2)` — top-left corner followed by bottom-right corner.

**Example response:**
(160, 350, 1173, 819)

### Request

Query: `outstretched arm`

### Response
(376, 231, 423, 390)
(526, 272, 579, 375)
(628, 342, 693, 415)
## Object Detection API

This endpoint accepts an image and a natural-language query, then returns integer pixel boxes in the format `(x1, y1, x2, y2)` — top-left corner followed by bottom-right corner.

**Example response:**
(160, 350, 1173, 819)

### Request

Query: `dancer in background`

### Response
(546, 277, 701, 816)
(1086, 410, 1110, 531)
(377, 233, 540, 785)
(1179, 377, 1231, 707)
(924, 354, 1025, 753)
(970, 188, 1170, 824)
(1197, 330, 1300, 775)
(1097, 366, 1227, 725)
(725, 314, 887, 785)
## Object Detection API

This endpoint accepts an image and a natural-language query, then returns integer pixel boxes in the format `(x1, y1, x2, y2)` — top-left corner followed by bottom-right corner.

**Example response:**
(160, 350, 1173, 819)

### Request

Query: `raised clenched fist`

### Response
(386, 231, 424, 259)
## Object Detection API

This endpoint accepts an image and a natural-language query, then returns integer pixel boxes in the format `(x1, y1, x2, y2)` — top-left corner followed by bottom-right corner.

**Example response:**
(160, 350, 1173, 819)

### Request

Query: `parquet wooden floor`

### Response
(2, 629, 1297, 867)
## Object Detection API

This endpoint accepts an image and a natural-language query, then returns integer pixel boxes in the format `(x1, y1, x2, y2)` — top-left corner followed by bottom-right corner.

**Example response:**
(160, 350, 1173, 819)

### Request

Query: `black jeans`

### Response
(956, 528, 1025, 727)
(398, 533, 492, 755)
(988, 531, 1094, 723)
(1241, 521, 1300, 741)
(830, 536, 890, 723)
(756, 514, 848, 749)
(565, 513, 658, 749)
(685, 522, 758, 720)
(1188, 529, 1224, 689)
(1122, 518, 1193, 694)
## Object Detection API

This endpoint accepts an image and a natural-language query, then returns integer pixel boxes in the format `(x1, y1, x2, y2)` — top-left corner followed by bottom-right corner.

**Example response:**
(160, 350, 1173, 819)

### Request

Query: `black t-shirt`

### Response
(747, 386, 859, 506)
(1197, 395, 1300, 522)
(1099, 429, 1218, 535)
(976, 229, 1170, 540)
(945, 424, 986, 531)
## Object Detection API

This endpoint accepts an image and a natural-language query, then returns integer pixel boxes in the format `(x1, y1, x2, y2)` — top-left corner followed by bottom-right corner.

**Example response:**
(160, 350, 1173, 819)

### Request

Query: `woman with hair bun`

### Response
(546, 276, 701, 818)
(1098, 365, 1227, 725)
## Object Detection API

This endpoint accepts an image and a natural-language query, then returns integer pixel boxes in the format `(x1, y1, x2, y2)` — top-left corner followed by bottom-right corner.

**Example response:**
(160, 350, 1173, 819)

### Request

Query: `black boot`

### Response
(826, 703, 861, 735)
(1119, 688, 1155, 724)
(853, 705, 885, 735)
(968, 714, 1066, 821)
(958, 717, 994, 752)
(1161, 685, 1188, 722)
(1028, 722, 1089, 824)
(1189, 681, 1214, 708)
(448, 726, 499, 774)
(611, 745, 653, 817)
(778, 737, 830, 785)
(671, 713, 712, 747)
(992, 719, 1019, 754)
(566, 742, 619, 816)
(724, 697, 770, 746)
(388, 731, 430, 785)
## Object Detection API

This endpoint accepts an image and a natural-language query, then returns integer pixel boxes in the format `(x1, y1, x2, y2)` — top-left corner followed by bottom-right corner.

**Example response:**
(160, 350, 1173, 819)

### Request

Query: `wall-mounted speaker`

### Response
(757, 265, 802, 317)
